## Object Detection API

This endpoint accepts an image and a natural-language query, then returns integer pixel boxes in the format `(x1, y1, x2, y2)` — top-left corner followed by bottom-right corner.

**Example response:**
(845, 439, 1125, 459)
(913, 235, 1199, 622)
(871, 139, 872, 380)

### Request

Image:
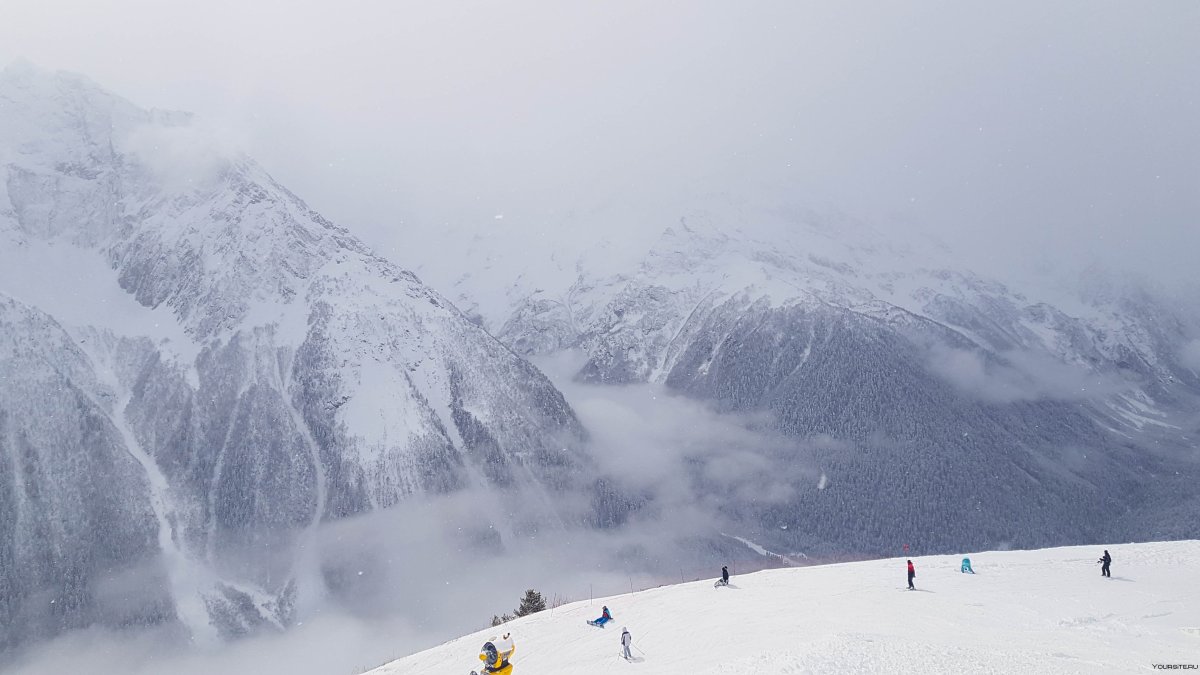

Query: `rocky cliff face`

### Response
(0, 63, 601, 649)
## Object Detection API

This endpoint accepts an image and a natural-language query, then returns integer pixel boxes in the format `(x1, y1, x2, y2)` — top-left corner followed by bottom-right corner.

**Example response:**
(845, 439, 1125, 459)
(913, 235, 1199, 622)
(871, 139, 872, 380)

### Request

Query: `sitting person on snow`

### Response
(961, 557, 975, 574)
(590, 605, 613, 626)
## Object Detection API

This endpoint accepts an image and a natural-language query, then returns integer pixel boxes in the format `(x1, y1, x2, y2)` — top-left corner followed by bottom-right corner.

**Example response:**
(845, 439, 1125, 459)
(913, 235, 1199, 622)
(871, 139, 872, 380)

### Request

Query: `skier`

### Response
(961, 557, 975, 574)
(1098, 550, 1112, 578)
(477, 640, 513, 675)
(907, 559, 916, 589)
(588, 605, 613, 627)
(621, 627, 633, 660)
(497, 632, 515, 663)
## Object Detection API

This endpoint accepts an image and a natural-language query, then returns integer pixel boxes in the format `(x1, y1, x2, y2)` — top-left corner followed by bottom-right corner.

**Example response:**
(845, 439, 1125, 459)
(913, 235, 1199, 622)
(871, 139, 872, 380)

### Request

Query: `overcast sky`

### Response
(1, 0, 1197, 287)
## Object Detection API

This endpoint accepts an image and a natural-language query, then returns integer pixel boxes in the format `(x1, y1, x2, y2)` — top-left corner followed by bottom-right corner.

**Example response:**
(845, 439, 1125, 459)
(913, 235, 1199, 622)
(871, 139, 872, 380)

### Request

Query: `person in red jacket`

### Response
(907, 560, 916, 590)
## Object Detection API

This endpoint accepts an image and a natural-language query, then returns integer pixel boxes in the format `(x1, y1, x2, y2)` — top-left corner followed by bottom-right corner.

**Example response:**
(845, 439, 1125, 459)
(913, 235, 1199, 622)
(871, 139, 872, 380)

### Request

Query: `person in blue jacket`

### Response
(588, 605, 613, 627)
(961, 557, 975, 574)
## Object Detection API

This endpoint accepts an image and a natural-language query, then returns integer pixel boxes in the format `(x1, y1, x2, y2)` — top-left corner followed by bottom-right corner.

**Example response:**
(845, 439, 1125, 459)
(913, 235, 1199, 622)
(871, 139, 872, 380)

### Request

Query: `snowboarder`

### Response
(588, 605, 613, 627)
(961, 557, 974, 574)
(715, 565, 730, 587)
(1099, 550, 1112, 578)
(477, 640, 513, 674)
(621, 627, 633, 660)
(907, 559, 916, 589)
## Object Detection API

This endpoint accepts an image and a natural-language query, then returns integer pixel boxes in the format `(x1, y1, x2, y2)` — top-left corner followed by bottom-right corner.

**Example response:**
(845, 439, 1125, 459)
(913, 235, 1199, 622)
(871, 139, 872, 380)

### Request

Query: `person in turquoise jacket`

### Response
(588, 605, 613, 627)
(961, 557, 975, 574)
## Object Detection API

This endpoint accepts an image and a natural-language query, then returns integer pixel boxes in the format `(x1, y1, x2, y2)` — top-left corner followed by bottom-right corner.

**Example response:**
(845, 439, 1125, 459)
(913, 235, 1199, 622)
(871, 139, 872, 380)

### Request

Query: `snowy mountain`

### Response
(3, 58, 1197, 662)
(446, 213, 1200, 555)
(369, 539, 1200, 674)
(0, 62, 616, 650)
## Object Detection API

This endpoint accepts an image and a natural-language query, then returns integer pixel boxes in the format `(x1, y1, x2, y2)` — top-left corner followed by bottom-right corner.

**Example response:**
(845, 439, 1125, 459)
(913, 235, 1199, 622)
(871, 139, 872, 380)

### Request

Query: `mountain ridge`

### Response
(442, 210, 1200, 556)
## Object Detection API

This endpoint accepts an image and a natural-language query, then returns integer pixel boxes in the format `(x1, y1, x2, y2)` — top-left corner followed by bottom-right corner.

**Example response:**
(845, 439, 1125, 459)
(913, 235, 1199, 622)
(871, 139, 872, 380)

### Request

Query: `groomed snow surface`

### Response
(369, 541, 1200, 674)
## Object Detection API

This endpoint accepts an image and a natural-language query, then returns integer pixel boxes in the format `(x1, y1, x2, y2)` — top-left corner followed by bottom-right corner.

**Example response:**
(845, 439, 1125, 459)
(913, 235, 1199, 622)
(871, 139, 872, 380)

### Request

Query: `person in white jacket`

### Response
(621, 627, 632, 660)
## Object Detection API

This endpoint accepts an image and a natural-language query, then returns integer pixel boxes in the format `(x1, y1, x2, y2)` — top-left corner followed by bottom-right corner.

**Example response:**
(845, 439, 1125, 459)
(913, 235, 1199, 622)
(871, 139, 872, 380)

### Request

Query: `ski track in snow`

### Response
(369, 541, 1200, 675)
(722, 533, 807, 566)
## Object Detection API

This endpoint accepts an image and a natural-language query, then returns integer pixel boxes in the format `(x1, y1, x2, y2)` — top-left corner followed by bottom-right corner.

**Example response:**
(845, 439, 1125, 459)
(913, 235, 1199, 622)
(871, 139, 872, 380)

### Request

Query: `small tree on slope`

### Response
(513, 589, 546, 617)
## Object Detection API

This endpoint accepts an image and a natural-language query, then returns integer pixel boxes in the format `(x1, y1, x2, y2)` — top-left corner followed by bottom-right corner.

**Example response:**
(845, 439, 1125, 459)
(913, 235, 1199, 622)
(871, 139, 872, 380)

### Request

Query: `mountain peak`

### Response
(0, 58, 122, 108)
(0, 60, 150, 175)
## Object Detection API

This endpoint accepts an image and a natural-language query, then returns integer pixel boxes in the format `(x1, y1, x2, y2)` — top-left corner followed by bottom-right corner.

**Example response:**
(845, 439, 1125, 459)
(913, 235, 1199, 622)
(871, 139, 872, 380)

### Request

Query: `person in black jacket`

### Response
(721, 566, 730, 585)
(1099, 550, 1112, 578)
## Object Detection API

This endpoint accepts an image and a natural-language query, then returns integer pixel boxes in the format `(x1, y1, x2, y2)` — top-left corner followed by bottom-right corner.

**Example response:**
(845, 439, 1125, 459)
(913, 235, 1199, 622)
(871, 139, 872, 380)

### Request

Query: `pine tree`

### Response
(513, 589, 546, 617)
(490, 613, 514, 627)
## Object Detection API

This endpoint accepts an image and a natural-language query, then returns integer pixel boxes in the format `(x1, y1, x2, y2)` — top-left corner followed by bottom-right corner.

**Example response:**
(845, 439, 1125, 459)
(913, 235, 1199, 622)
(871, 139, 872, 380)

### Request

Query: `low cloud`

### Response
(1181, 340, 1200, 371)
(3, 488, 710, 675)
(121, 121, 233, 191)
(4, 613, 425, 675)
(928, 346, 1133, 404)
(536, 351, 819, 512)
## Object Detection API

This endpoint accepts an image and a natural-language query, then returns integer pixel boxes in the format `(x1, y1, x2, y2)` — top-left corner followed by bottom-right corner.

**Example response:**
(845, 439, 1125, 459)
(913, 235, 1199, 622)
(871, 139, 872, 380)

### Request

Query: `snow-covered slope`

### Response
(371, 540, 1200, 674)
(0, 62, 616, 650)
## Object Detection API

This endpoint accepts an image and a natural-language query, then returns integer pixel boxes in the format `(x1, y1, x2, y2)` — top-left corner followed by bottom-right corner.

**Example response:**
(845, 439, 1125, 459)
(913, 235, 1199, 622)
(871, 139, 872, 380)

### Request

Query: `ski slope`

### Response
(368, 541, 1200, 674)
